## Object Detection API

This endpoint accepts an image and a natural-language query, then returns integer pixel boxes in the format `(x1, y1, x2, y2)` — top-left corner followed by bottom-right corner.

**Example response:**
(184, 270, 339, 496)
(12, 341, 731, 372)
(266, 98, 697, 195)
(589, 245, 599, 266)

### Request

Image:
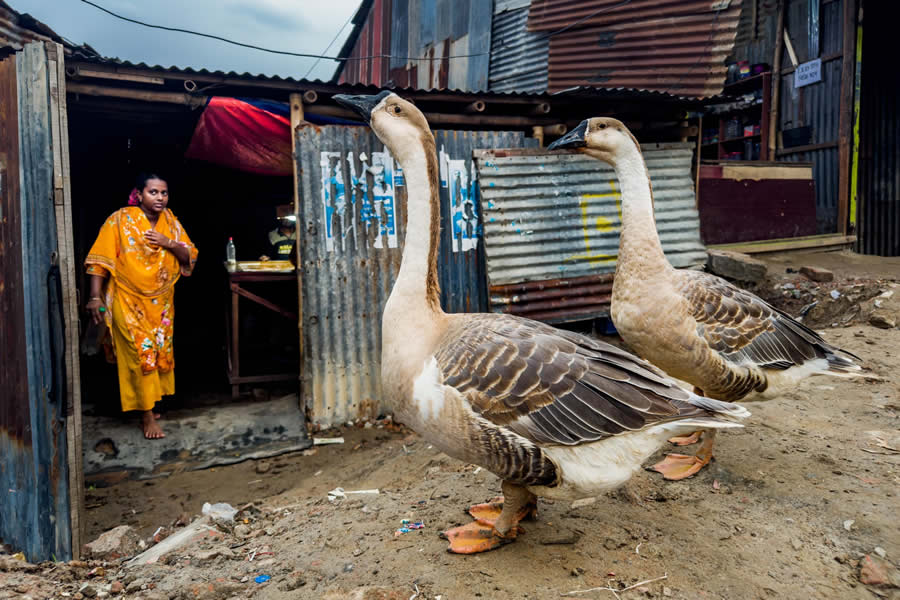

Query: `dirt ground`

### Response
(3, 252, 900, 599)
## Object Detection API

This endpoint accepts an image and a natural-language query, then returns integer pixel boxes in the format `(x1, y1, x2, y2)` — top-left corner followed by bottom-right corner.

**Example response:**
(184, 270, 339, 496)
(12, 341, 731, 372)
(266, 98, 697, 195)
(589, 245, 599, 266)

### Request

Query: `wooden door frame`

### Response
(45, 41, 85, 558)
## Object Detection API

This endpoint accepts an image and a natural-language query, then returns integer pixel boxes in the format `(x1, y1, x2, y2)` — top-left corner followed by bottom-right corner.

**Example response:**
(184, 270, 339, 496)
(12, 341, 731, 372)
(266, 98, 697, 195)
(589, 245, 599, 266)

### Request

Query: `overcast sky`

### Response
(7, 0, 363, 81)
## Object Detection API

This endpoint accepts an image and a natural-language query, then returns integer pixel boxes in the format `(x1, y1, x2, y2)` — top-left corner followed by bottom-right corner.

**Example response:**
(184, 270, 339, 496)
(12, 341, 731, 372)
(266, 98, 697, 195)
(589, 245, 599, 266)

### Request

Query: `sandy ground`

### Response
(2, 324, 898, 600)
(2, 251, 899, 599)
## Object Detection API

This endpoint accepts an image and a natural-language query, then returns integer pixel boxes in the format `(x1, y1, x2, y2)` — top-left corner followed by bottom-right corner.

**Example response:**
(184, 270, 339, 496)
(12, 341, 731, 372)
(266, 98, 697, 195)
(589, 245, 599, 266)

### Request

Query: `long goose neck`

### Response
(614, 145, 670, 275)
(392, 134, 443, 314)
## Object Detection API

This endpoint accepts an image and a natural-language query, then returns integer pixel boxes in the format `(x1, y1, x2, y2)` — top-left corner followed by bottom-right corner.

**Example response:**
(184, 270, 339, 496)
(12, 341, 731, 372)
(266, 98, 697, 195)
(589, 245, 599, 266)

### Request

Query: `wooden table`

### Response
(225, 268, 298, 398)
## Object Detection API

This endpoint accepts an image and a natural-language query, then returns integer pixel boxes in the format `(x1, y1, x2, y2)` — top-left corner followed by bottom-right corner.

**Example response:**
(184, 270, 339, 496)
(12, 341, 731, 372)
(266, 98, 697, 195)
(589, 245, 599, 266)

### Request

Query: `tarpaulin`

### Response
(185, 97, 363, 176)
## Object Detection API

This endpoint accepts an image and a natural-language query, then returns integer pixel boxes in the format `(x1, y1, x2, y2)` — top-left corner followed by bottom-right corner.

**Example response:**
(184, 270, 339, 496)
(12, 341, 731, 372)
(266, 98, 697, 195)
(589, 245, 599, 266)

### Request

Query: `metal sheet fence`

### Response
(295, 125, 533, 425)
(475, 144, 706, 322)
(0, 42, 71, 562)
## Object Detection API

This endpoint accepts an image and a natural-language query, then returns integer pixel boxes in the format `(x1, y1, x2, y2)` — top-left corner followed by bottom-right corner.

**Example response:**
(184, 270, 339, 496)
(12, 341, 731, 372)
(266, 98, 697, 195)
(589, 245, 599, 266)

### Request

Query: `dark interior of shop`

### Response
(67, 97, 300, 417)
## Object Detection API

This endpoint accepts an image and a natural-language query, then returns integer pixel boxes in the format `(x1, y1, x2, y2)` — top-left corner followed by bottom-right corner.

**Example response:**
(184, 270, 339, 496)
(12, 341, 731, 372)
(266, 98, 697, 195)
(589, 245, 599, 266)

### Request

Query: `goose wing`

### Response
(675, 270, 859, 371)
(433, 313, 706, 446)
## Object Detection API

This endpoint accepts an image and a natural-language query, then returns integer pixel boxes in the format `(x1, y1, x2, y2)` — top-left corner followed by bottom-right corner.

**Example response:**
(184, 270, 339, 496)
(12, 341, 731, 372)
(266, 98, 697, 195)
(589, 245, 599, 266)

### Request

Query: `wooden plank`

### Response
(290, 93, 305, 410)
(720, 164, 813, 180)
(837, 0, 858, 235)
(13, 41, 71, 561)
(711, 234, 857, 254)
(768, 1, 785, 158)
(48, 42, 84, 560)
(776, 141, 840, 156)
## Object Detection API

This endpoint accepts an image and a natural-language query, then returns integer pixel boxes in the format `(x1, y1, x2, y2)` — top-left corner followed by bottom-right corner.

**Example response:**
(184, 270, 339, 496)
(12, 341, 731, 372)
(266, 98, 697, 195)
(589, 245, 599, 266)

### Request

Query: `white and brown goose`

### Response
(333, 92, 749, 553)
(549, 118, 862, 480)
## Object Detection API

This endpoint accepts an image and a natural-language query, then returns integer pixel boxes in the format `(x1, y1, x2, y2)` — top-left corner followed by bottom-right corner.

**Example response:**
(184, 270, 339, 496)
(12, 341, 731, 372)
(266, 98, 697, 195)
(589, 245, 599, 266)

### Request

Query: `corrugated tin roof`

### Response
(475, 144, 706, 320)
(67, 48, 558, 100)
(0, 0, 65, 50)
(527, 0, 744, 98)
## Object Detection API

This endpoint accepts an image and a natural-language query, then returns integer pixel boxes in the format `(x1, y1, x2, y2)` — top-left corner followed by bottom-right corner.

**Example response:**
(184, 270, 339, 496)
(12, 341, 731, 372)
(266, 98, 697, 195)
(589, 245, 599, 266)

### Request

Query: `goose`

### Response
(333, 91, 750, 554)
(549, 117, 862, 480)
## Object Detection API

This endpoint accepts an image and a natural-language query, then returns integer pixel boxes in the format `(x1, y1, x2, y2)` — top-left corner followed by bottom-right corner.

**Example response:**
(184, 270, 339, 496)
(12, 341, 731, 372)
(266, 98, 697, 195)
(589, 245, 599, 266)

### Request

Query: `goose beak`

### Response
(333, 91, 390, 123)
(548, 120, 588, 150)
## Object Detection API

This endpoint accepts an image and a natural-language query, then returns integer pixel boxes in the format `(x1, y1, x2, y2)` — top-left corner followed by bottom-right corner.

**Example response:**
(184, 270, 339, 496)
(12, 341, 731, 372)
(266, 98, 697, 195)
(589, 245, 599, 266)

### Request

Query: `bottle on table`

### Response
(226, 237, 237, 272)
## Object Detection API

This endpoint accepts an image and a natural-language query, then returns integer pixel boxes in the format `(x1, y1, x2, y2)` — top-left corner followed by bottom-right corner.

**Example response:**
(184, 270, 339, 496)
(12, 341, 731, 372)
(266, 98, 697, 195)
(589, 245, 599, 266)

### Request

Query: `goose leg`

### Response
(441, 481, 535, 554)
(651, 429, 716, 480)
(667, 430, 702, 446)
(666, 389, 707, 446)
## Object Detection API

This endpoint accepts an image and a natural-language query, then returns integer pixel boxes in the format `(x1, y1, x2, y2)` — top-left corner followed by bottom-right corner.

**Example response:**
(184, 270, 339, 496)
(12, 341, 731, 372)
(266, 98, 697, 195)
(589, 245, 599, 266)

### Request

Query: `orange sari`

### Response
(85, 207, 198, 411)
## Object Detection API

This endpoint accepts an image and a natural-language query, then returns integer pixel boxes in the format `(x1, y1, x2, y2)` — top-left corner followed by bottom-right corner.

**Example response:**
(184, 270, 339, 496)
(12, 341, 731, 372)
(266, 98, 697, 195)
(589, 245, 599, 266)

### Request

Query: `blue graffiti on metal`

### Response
(320, 150, 398, 252)
(447, 157, 479, 252)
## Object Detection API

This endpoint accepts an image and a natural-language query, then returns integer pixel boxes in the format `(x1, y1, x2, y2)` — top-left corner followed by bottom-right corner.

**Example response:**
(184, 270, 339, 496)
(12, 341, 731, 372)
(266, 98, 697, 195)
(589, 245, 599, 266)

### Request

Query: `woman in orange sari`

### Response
(85, 173, 198, 439)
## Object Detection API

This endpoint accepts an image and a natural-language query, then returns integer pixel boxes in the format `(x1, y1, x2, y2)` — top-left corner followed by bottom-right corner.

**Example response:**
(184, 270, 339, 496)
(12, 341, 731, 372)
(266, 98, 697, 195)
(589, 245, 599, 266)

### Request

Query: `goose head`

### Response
(548, 117, 639, 164)
(334, 91, 433, 162)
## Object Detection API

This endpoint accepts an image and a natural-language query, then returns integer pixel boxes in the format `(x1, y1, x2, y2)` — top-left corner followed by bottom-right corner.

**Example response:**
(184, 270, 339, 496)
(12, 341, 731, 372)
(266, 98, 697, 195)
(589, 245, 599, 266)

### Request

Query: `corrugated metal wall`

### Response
(775, 0, 845, 234)
(857, 2, 899, 256)
(731, 0, 850, 235)
(340, 0, 493, 92)
(339, 0, 392, 87)
(476, 144, 706, 322)
(295, 125, 532, 426)
(489, 0, 549, 94)
(0, 42, 71, 562)
(526, 0, 744, 97)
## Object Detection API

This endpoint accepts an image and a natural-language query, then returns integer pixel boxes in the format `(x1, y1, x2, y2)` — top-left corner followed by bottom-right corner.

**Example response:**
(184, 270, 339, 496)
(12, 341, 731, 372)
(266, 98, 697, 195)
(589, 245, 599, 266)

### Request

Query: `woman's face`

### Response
(139, 178, 169, 214)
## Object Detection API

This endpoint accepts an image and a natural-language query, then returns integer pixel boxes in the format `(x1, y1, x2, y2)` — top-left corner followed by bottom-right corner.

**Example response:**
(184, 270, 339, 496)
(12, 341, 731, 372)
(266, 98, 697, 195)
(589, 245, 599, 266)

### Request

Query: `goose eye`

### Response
(393, 106, 402, 114)
(598, 123, 607, 130)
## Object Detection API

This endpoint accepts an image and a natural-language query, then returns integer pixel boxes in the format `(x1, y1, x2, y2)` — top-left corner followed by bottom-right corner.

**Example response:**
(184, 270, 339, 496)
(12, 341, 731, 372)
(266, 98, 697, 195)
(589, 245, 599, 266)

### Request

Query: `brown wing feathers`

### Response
(435, 314, 701, 447)
(680, 271, 860, 372)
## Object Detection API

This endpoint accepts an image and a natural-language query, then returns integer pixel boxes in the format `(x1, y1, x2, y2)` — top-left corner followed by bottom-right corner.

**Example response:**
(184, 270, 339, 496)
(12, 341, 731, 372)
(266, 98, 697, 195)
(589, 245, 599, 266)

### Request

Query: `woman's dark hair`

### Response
(135, 172, 167, 191)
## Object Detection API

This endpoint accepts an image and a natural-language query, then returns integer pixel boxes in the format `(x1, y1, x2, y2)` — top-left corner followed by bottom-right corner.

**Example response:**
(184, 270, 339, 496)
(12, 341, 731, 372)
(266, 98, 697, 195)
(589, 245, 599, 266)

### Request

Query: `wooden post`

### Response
(46, 42, 85, 560)
(531, 125, 544, 147)
(837, 0, 858, 235)
(694, 115, 702, 209)
(289, 93, 305, 406)
(768, 1, 785, 159)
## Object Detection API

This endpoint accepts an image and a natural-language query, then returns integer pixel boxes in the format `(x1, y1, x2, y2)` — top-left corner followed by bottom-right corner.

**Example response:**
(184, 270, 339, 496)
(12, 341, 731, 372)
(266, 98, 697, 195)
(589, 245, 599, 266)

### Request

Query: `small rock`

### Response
(73, 594, 84, 600)
(343, 563, 354, 573)
(875, 547, 887, 558)
(82, 526, 141, 561)
(125, 580, 144, 593)
(662, 587, 673, 597)
(81, 585, 97, 598)
(859, 554, 899, 587)
(603, 537, 621, 551)
(109, 581, 123, 595)
(800, 266, 834, 282)
(279, 571, 307, 592)
(539, 530, 581, 545)
(870, 313, 897, 329)
(255, 461, 272, 474)
(707, 249, 768, 283)
(234, 524, 252, 538)
(843, 519, 855, 532)
(830, 290, 841, 299)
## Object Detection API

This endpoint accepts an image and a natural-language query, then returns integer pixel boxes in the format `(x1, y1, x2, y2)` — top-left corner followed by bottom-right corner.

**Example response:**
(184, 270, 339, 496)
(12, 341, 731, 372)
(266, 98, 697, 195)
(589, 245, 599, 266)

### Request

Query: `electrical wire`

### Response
(78, 0, 486, 62)
(302, 10, 355, 79)
(78, 0, 632, 64)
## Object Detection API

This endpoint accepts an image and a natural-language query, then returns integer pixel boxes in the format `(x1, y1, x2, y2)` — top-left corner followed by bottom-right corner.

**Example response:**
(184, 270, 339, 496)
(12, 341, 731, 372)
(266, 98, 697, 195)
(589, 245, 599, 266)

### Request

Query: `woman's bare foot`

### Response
(141, 410, 165, 439)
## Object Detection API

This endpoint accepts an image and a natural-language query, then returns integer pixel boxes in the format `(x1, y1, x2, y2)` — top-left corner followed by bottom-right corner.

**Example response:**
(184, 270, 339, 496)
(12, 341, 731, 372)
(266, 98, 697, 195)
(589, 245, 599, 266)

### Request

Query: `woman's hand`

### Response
(86, 297, 105, 325)
(144, 230, 174, 249)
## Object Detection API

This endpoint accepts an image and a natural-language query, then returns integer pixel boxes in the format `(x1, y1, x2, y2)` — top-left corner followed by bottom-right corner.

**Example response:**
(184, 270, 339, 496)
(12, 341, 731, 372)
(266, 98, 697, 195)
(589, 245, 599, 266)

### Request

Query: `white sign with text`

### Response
(795, 58, 822, 88)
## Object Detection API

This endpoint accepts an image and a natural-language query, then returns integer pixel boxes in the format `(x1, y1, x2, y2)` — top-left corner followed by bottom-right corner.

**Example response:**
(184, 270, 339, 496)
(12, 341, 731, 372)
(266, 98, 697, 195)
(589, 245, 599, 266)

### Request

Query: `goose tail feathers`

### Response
(682, 394, 751, 421)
